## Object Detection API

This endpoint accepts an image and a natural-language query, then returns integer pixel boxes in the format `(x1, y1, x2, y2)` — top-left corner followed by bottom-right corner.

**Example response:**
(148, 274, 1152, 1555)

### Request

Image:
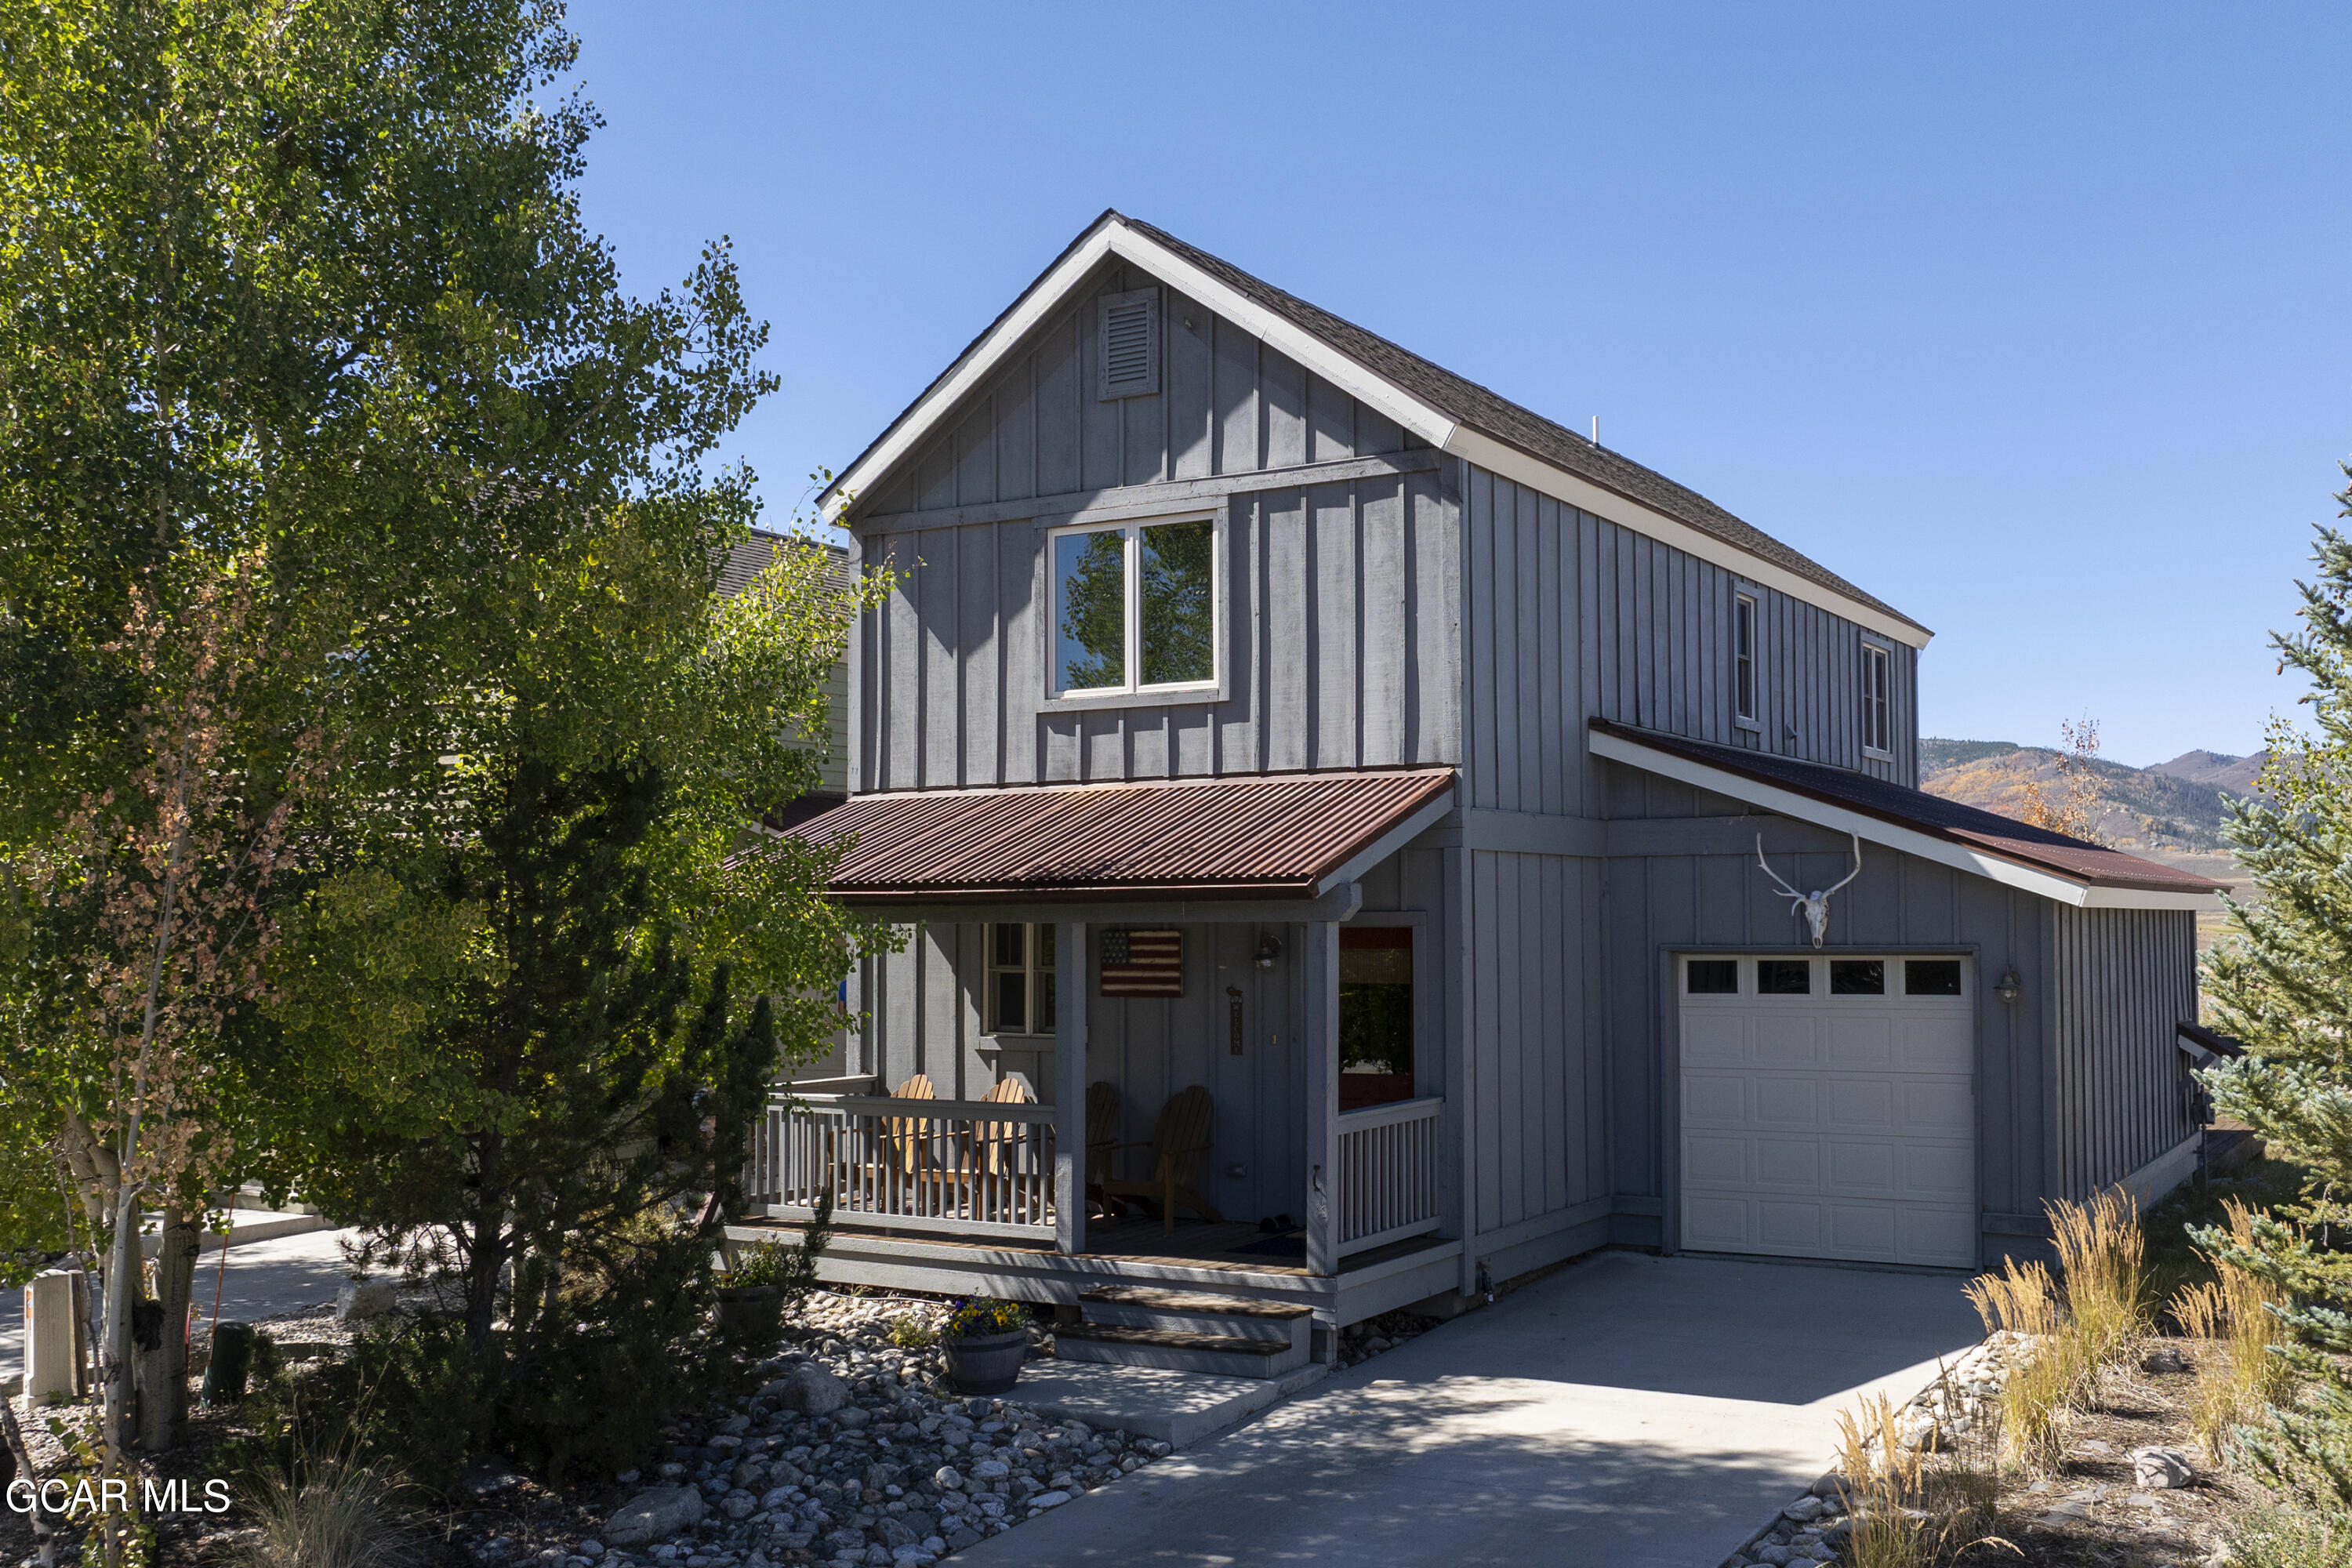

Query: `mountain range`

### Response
(1918, 739, 2267, 858)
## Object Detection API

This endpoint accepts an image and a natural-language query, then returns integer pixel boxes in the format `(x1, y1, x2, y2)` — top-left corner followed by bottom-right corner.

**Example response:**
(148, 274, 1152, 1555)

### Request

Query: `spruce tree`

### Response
(2204, 465, 2352, 1519)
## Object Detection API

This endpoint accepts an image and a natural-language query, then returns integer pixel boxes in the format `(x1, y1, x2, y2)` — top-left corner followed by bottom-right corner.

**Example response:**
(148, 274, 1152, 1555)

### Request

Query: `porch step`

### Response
(1053, 1322, 1312, 1379)
(1076, 1286, 1312, 1347)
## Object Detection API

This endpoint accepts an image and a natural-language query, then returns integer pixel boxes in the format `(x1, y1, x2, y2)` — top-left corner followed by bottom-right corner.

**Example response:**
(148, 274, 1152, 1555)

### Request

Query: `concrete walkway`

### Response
(5, 1223, 365, 1392)
(956, 1250, 1984, 1568)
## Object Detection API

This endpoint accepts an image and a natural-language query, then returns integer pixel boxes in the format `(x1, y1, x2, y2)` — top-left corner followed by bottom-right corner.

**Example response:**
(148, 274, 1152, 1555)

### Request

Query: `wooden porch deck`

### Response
(724, 1214, 1461, 1331)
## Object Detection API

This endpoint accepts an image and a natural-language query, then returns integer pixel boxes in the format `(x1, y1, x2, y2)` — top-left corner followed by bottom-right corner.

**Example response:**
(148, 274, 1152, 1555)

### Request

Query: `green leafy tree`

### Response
(2203, 468, 2352, 1522)
(1, 0, 884, 1492)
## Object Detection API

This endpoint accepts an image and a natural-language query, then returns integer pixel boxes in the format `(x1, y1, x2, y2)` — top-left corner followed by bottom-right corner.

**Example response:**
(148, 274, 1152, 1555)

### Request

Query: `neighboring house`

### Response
(718, 526, 854, 800)
(735, 212, 2222, 1368)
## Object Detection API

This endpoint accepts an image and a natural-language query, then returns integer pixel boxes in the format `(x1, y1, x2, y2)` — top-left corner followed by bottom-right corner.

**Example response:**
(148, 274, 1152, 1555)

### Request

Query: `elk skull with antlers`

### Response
(1755, 833, 1864, 948)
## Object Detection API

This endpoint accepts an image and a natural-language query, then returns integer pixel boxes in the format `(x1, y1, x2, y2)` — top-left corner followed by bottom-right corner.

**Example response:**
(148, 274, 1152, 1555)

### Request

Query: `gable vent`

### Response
(1098, 288, 1159, 400)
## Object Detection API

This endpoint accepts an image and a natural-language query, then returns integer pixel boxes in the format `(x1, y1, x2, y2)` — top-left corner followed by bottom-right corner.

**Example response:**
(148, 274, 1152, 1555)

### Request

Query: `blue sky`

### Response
(564, 2, 2349, 766)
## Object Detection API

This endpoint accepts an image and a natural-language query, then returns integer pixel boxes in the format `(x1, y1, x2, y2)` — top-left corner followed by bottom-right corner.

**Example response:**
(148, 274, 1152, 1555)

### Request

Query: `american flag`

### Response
(1099, 929, 1184, 996)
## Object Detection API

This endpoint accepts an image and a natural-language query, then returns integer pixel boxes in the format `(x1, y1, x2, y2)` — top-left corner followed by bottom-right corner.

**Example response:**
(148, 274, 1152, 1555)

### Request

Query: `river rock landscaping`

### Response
(448, 1290, 1174, 1568)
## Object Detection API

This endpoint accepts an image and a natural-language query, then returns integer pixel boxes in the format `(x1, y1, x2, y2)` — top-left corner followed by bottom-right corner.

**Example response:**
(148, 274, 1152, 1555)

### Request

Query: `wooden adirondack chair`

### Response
(869, 1073, 937, 1211)
(1085, 1082, 1122, 1218)
(1102, 1084, 1223, 1235)
(936, 1077, 1040, 1223)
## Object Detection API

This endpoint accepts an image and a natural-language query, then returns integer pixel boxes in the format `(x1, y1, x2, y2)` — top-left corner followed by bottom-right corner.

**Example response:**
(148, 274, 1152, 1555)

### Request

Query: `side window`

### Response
(1050, 514, 1218, 698)
(985, 924, 1058, 1035)
(1861, 642, 1893, 756)
(1338, 927, 1414, 1111)
(1733, 593, 1759, 725)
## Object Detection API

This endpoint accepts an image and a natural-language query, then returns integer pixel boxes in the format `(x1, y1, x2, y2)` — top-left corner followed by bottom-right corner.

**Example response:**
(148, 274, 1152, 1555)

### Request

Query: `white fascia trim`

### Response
(825, 220, 1458, 523)
(1588, 728, 2218, 913)
(1445, 426, 1933, 651)
(1098, 229, 1458, 449)
(825, 224, 1116, 522)
(2082, 885, 2227, 912)
(1314, 789, 1458, 896)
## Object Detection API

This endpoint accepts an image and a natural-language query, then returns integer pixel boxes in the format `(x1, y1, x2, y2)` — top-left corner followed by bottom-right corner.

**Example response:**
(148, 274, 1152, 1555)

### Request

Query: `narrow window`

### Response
(1138, 519, 1214, 684)
(1339, 927, 1414, 1111)
(1733, 593, 1758, 724)
(1051, 514, 1219, 697)
(1861, 643, 1892, 755)
(985, 924, 1058, 1033)
(1054, 529, 1127, 691)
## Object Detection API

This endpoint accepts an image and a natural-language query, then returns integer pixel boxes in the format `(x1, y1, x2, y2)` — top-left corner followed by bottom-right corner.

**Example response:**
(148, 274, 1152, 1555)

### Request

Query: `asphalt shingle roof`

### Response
(1117, 216, 1923, 636)
(829, 210, 1923, 636)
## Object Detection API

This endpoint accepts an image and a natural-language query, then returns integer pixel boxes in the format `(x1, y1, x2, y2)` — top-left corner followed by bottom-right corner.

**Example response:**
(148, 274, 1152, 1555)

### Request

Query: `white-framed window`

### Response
(1861, 642, 1893, 756)
(1047, 511, 1220, 701)
(1733, 592, 1759, 725)
(985, 923, 1058, 1036)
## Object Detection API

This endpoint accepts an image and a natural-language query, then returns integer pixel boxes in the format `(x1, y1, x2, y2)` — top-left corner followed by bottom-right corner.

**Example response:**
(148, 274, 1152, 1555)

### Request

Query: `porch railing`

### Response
(1336, 1096, 1443, 1258)
(746, 1091, 1058, 1240)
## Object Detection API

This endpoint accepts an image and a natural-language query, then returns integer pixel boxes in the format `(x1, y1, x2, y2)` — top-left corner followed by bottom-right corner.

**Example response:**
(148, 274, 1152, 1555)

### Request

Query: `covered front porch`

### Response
(734, 769, 1466, 1350)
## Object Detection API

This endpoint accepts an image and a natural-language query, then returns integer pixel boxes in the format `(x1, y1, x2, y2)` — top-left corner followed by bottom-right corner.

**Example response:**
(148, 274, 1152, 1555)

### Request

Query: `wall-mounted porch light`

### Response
(1254, 932, 1283, 969)
(1995, 967, 2023, 1005)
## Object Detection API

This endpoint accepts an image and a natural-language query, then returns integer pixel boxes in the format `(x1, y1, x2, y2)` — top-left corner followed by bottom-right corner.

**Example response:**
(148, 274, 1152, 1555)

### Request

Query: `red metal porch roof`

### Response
(792, 768, 1457, 905)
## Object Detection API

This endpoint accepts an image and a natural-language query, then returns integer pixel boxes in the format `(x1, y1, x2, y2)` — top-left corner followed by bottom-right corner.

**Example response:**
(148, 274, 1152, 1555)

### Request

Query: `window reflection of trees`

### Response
(1055, 530, 1126, 690)
(1140, 520, 1214, 685)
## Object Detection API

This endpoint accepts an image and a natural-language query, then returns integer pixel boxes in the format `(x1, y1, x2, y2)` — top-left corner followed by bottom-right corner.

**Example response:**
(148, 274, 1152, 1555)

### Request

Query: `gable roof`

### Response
(820, 209, 1929, 648)
(1588, 719, 2224, 910)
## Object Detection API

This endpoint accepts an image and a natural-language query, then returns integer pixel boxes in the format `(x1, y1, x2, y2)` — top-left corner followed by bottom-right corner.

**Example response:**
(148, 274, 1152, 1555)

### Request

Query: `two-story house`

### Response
(737, 212, 2222, 1372)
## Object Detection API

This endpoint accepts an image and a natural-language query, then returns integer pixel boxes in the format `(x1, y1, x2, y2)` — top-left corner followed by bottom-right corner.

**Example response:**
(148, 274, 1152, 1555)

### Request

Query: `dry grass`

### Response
(1838, 1392, 1934, 1568)
(240, 1457, 423, 1568)
(1834, 1391, 2005, 1567)
(1960, 1191, 2153, 1475)
(1964, 1258, 2075, 1473)
(2049, 1187, 2151, 1402)
(2168, 1197, 2295, 1464)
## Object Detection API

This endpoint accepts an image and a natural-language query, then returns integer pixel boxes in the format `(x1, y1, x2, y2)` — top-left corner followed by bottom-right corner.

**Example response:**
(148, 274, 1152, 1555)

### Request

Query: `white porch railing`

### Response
(1336, 1096, 1443, 1258)
(748, 1091, 1059, 1240)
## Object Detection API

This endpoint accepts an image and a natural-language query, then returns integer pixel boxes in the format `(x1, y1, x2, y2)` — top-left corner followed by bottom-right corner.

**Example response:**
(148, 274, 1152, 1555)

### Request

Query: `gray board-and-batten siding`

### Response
(851, 847, 1455, 1235)
(848, 786, 2177, 1283)
(844, 254, 1917, 798)
(833, 256, 2125, 1287)
(1600, 769, 2199, 1258)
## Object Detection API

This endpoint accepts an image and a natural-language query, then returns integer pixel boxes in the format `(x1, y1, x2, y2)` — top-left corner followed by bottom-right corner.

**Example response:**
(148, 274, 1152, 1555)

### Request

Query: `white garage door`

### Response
(1679, 954, 1976, 1269)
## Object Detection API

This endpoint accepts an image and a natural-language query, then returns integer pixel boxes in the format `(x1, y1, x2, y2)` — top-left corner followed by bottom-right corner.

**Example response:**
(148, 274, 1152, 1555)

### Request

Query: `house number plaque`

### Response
(1226, 986, 1243, 1054)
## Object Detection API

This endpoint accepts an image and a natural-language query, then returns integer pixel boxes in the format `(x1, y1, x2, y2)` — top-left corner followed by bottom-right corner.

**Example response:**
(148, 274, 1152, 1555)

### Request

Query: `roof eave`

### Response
(824, 215, 1930, 646)
(1587, 722, 2223, 912)
(820, 214, 1461, 524)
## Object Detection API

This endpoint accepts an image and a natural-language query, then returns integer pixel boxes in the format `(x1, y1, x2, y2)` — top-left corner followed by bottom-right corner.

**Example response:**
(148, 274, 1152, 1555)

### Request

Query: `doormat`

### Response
(1227, 1232, 1305, 1259)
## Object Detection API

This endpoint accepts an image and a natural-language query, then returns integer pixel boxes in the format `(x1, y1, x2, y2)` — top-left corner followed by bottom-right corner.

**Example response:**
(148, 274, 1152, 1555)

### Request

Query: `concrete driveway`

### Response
(955, 1249, 1984, 1568)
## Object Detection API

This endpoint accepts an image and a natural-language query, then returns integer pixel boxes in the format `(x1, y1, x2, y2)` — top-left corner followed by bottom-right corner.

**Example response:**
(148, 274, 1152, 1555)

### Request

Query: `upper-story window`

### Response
(1733, 592, 1759, 726)
(1050, 513, 1219, 699)
(1860, 641, 1893, 756)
